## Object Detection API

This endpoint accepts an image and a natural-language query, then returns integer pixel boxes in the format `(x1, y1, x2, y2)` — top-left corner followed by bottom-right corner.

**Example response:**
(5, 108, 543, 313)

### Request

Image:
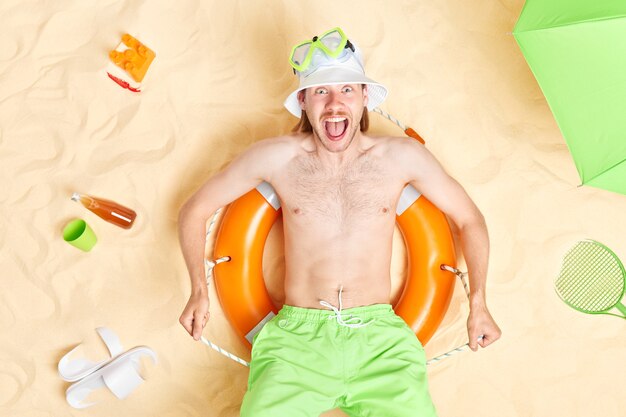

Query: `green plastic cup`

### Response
(63, 219, 97, 252)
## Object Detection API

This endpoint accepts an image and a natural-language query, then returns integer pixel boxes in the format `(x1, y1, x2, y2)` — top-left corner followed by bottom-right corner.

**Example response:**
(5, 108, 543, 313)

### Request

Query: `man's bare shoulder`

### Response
(363, 134, 425, 158)
(252, 133, 310, 159)
(247, 133, 310, 180)
(364, 135, 445, 184)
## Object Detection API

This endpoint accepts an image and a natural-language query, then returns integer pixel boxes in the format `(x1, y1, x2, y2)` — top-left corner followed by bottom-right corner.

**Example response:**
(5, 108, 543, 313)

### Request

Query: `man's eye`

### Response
(342, 87, 353, 93)
(315, 89, 327, 94)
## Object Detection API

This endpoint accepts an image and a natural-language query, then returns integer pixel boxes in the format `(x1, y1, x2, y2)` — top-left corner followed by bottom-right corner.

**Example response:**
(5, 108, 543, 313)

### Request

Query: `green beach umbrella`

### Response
(513, 0, 626, 195)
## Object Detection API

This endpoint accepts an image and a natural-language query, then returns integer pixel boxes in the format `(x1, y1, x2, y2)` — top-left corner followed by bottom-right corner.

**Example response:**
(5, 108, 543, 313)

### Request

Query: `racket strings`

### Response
(562, 249, 618, 308)
(559, 245, 619, 305)
(556, 241, 624, 313)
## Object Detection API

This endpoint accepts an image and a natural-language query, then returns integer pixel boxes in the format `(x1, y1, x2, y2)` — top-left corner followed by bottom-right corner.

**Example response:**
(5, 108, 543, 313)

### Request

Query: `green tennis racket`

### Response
(555, 240, 626, 319)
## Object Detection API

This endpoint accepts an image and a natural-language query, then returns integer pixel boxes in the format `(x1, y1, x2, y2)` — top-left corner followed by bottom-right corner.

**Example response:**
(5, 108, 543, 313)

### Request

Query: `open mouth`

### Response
(324, 117, 349, 141)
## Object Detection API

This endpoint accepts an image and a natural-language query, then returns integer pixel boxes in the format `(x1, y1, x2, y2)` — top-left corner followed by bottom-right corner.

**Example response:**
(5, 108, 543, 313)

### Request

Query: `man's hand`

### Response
(467, 304, 501, 351)
(179, 291, 210, 341)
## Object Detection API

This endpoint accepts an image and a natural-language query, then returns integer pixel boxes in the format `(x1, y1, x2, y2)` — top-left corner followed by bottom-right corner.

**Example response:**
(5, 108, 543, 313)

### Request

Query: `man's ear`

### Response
(362, 84, 369, 107)
(297, 90, 306, 110)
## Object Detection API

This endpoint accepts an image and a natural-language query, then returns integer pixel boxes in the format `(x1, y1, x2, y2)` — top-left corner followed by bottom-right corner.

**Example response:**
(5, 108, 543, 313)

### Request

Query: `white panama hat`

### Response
(283, 42, 388, 118)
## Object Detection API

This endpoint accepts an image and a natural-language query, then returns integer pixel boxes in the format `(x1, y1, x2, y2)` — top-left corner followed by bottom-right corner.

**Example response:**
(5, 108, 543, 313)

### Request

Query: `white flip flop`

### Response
(58, 327, 157, 408)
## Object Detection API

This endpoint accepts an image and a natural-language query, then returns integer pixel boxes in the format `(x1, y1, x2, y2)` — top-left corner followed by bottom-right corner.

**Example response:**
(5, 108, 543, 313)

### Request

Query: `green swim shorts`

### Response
(240, 302, 437, 417)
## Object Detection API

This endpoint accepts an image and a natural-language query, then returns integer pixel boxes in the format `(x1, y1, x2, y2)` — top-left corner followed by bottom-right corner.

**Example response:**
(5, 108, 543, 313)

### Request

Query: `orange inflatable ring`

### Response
(212, 181, 457, 350)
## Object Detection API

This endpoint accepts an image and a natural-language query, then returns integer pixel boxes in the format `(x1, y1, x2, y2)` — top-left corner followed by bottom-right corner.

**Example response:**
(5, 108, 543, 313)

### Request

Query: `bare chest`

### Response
(274, 154, 399, 225)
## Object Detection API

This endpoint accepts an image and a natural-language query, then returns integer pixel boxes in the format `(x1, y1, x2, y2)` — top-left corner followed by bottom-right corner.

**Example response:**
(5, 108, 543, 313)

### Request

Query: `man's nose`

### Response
(325, 90, 344, 111)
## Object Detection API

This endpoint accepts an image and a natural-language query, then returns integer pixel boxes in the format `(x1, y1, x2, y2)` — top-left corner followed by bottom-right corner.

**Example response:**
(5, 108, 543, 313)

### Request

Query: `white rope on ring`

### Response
(200, 336, 250, 367)
(199, 256, 249, 367)
(198, 208, 250, 367)
(372, 107, 407, 131)
(441, 264, 470, 298)
(425, 265, 484, 366)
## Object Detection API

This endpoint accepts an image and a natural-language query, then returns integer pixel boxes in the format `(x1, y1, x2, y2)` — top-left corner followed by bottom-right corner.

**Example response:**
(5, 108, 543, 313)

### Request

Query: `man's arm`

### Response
(178, 137, 289, 340)
(398, 138, 501, 350)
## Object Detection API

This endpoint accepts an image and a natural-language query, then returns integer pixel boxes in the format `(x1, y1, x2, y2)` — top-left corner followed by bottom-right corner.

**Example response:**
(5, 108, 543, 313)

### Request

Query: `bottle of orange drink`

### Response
(71, 192, 137, 229)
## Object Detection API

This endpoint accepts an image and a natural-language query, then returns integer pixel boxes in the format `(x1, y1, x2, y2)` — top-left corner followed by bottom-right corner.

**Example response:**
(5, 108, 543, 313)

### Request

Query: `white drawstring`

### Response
(319, 286, 375, 328)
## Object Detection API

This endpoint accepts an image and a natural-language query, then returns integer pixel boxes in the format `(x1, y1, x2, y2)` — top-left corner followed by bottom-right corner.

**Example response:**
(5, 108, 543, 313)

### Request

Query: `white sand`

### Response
(1, 1, 625, 416)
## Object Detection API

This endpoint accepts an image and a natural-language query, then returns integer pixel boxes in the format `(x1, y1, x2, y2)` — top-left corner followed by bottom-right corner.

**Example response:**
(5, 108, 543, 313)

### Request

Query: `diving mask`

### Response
(289, 27, 355, 74)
